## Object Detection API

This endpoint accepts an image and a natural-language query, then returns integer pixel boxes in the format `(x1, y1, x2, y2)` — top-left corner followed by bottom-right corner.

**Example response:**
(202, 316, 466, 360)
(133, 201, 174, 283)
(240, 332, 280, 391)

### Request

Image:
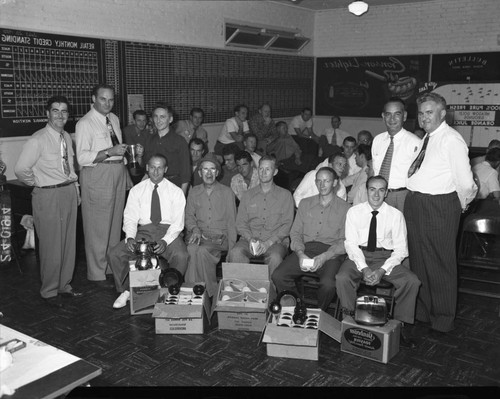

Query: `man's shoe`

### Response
(400, 324, 417, 349)
(91, 280, 113, 288)
(43, 296, 64, 308)
(60, 290, 83, 298)
(113, 290, 130, 309)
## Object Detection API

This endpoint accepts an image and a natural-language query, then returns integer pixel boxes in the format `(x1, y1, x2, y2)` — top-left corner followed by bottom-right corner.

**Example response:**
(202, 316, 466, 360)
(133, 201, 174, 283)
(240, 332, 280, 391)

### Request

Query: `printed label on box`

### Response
(343, 327, 382, 351)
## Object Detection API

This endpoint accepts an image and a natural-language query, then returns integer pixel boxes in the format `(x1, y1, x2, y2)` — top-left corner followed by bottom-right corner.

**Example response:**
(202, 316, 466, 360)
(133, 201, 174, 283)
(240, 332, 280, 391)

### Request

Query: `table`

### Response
(0, 324, 102, 399)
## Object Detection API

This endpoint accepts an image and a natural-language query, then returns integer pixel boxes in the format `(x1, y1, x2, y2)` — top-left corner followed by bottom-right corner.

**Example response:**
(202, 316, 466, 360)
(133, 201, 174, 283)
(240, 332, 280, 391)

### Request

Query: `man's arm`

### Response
(161, 189, 186, 245)
(14, 139, 39, 186)
(123, 188, 141, 241)
(448, 134, 477, 209)
(344, 208, 369, 272)
(289, 202, 306, 253)
(235, 194, 252, 241)
(380, 210, 408, 275)
(266, 190, 294, 247)
(225, 190, 238, 251)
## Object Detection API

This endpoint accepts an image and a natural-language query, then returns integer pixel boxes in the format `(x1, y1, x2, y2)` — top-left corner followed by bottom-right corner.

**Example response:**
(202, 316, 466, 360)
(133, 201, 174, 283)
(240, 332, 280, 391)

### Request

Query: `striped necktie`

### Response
(60, 134, 71, 177)
(106, 116, 120, 146)
(379, 135, 394, 182)
(408, 134, 429, 178)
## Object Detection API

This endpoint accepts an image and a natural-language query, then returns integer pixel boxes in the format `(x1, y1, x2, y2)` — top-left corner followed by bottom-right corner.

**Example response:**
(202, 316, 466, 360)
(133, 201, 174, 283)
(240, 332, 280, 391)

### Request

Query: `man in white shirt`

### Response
(318, 115, 349, 159)
(343, 136, 361, 176)
(342, 144, 372, 205)
(404, 92, 477, 334)
(289, 107, 319, 159)
(372, 98, 421, 212)
(76, 84, 129, 283)
(214, 104, 249, 157)
(336, 175, 420, 347)
(472, 147, 500, 201)
(107, 154, 188, 309)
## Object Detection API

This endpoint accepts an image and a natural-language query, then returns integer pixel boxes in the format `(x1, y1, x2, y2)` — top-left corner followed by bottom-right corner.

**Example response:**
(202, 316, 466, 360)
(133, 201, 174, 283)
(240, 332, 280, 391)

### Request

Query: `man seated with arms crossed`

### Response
(107, 154, 188, 309)
(231, 150, 260, 202)
(228, 156, 294, 287)
(336, 175, 421, 348)
(272, 167, 350, 311)
(184, 154, 237, 298)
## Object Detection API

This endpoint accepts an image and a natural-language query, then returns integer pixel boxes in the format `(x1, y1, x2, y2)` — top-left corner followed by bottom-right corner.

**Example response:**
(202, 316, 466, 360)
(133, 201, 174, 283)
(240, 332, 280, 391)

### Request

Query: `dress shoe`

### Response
(400, 324, 417, 349)
(60, 290, 83, 298)
(43, 296, 64, 308)
(113, 290, 130, 309)
(91, 280, 113, 288)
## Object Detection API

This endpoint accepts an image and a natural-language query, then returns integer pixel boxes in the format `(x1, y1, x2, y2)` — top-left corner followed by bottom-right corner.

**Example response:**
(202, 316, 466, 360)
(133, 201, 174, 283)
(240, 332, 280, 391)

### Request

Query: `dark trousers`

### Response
(272, 242, 344, 311)
(404, 191, 461, 332)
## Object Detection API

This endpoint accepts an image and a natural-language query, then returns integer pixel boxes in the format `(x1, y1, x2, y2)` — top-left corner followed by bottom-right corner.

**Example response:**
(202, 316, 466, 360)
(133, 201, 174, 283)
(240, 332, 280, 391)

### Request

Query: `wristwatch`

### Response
(105, 149, 110, 158)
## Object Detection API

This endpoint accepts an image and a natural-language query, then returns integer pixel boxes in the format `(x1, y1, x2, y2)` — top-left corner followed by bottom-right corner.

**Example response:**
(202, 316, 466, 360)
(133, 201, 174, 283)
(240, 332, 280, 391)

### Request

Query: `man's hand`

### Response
(253, 239, 270, 257)
(154, 240, 168, 255)
(362, 267, 385, 286)
(110, 143, 128, 157)
(370, 268, 386, 285)
(311, 253, 328, 272)
(126, 238, 137, 252)
(188, 231, 201, 245)
(297, 252, 311, 272)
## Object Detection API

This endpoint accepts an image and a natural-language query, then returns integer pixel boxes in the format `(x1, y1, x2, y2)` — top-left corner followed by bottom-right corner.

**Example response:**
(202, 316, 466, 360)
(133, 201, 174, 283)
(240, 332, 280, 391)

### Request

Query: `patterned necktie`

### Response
(331, 129, 337, 145)
(367, 210, 379, 252)
(379, 135, 394, 182)
(106, 116, 120, 146)
(408, 134, 429, 178)
(151, 184, 161, 225)
(60, 134, 71, 177)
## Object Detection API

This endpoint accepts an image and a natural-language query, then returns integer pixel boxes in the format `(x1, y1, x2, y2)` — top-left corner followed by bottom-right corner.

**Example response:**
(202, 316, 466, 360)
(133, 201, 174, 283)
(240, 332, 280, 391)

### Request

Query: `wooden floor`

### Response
(1, 243, 500, 394)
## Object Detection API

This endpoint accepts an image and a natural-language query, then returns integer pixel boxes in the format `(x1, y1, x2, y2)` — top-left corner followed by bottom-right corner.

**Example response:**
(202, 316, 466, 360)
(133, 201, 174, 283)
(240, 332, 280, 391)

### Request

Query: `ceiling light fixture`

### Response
(348, 1, 369, 16)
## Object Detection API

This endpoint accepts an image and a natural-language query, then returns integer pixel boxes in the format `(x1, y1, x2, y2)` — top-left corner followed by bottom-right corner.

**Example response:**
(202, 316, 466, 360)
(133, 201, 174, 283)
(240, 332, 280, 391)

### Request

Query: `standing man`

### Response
(107, 154, 188, 309)
(15, 95, 81, 307)
(175, 107, 209, 145)
(228, 156, 294, 282)
(230, 150, 260, 201)
(248, 103, 277, 154)
(123, 110, 149, 147)
(318, 115, 349, 159)
(405, 92, 477, 333)
(272, 167, 350, 311)
(372, 98, 421, 212)
(336, 176, 421, 347)
(184, 154, 237, 298)
(140, 103, 191, 195)
(76, 84, 129, 283)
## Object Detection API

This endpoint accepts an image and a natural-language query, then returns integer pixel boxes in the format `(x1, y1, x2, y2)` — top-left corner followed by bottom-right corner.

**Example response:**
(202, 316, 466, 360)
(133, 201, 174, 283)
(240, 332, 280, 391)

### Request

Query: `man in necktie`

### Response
(371, 97, 421, 212)
(336, 176, 421, 348)
(107, 154, 188, 309)
(318, 115, 349, 160)
(404, 92, 477, 334)
(76, 84, 129, 285)
(15, 96, 82, 308)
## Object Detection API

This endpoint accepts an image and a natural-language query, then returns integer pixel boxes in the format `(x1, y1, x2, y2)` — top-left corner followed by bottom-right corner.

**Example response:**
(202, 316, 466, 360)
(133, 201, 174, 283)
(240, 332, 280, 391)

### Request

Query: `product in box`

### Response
(213, 263, 270, 332)
(261, 306, 341, 361)
(341, 316, 401, 364)
(129, 266, 161, 315)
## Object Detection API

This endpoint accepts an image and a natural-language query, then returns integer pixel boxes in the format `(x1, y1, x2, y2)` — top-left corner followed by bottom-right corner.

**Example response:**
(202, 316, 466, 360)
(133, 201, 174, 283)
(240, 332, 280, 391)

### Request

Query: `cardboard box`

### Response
(152, 283, 210, 334)
(261, 307, 342, 361)
(341, 316, 401, 364)
(213, 263, 270, 332)
(129, 266, 161, 315)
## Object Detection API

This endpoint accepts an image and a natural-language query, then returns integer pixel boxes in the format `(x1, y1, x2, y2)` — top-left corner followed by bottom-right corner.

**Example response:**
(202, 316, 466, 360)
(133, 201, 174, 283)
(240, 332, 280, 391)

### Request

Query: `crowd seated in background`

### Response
(318, 115, 349, 159)
(214, 104, 249, 157)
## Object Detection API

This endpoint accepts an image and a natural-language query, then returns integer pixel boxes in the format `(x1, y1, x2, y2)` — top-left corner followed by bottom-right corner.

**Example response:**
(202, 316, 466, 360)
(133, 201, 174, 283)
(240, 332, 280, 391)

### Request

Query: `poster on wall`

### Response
(0, 28, 104, 137)
(431, 52, 500, 82)
(315, 55, 430, 118)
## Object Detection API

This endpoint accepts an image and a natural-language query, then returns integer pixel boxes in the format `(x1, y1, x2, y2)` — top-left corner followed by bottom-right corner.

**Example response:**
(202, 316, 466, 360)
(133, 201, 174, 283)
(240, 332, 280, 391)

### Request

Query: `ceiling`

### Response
(268, 0, 433, 11)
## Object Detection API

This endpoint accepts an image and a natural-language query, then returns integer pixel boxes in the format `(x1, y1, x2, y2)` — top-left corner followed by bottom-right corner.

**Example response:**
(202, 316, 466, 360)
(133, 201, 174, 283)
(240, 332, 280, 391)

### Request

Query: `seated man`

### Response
(342, 144, 372, 205)
(472, 147, 500, 201)
(336, 175, 421, 347)
(357, 130, 373, 146)
(248, 103, 278, 154)
(267, 121, 302, 166)
(228, 156, 294, 283)
(184, 154, 237, 298)
(231, 150, 260, 201)
(243, 133, 262, 168)
(214, 104, 250, 157)
(218, 143, 240, 187)
(272, 167, 350, 311)
(318, 115, 349, 159)
(289, 107, 319, 158)
(123, 109, 150, 147)
(470, 139, 500, 167)
(107, 154, 188, 309)
(342, 136, 361, 176)
(293, 153, 348, 207)
(189, 137, 207, 188)
(175, 107, 208, 145)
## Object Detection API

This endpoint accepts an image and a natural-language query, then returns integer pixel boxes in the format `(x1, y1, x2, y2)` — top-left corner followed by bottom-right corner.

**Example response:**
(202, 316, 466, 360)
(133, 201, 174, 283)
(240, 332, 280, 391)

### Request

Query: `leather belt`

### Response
(387, 187, 407, 193)
(39, 181, 75, 189)
(359, 246, 391, 252)
(102, 160, 124, 164)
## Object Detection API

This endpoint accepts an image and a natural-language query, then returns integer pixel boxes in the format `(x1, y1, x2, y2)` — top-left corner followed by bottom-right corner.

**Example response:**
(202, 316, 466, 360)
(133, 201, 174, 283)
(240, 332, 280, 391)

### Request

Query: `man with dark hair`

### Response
(189, 137, 207, 188)
(107, 154, 188, 309)
(342, 143, 372, 205)
(336, 175, 421, 347)
(318, 115, 349, 159)
(243, 132, 262, 167)
(123, 110, 149, 147)
(138, 102, 191, 195)
(405, 92, 477, 334)
(272, 167, 350, 311)
(470, 139, 500, 167)
(175, 107, 208, 145)
(76, 83, 129, 283)
(343, 136, 361, 176)
(15, 95, 81, 307)
(372, 97, 421, 212)
(231, 150, 260, 201)
(289, 107, 318, 159)
(357, 130, 373, 146)
(215, 104, 250, 156)
(248, 103, 277, 154)
(228, 155, 294, 282)
(218, 143, 240, 187)
(472, 147, 500, 201)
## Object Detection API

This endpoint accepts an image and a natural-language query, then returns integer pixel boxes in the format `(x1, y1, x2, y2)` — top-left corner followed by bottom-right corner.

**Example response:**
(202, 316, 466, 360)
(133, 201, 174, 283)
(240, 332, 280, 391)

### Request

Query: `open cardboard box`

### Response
(261, 306, 342, 361)
(129, 265, 161, 315)
(152, 283, 210, 334)
(213, 262, 270, 332)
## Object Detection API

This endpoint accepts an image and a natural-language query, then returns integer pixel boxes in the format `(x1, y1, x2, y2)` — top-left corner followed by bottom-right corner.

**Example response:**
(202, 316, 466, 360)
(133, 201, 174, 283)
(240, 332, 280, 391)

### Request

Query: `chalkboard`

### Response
(315, 55, 431, 118)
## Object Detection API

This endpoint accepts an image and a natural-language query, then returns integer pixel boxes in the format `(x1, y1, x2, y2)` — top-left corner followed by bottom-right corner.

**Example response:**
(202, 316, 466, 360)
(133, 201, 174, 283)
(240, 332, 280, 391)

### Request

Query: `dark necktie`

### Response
(60, 134, 71, 177)
(367, 210, 379, 252)
(408, 134, 429, 178)
(379, 135, 394, 182)
(331, 129, 337, 145)
(106, 116, 120, 146)
(151, 184, 161, 225)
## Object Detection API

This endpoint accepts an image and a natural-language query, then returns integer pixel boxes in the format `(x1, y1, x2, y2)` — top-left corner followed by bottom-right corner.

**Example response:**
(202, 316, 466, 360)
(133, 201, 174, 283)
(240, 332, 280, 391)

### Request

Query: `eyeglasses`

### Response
(201, 167, 217, 173)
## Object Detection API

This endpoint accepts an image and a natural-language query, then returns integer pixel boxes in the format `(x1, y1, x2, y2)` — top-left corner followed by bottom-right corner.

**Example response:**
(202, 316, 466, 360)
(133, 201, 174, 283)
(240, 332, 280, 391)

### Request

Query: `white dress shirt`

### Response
(288, 115, 313, 136)
(347, 154, 361, 176)
(217, 117, 249, 144)
(293, 158, 347, 207)
(472, 161, 500, 199)
(320, 127, 350, 146)
(345, 202, 408, 275)
(123, 178, 185, 245)
(407, 121, 477, 209)
(372, 128, 421, 189)
(342, 166, 369, 204)
(75, 106, 123, 166)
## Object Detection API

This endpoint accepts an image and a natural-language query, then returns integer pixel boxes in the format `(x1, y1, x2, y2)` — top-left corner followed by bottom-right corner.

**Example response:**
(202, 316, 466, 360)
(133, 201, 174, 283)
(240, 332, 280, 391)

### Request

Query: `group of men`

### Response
(15, 85, 481, 348)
